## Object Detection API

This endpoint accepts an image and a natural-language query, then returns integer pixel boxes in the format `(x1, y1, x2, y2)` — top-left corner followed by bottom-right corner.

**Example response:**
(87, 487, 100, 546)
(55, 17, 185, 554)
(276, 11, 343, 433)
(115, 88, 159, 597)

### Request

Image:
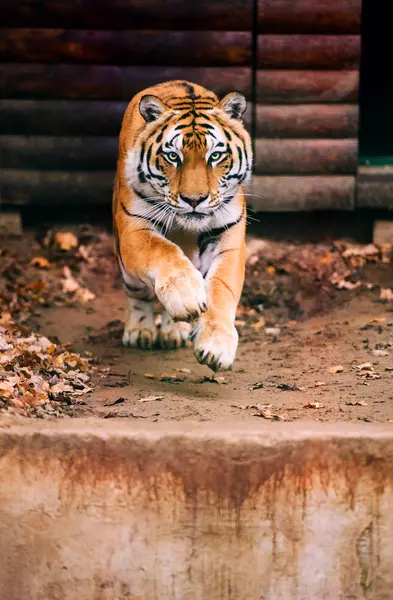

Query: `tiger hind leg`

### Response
(158, 310, 191, 350)
(122, 296, 158, 349)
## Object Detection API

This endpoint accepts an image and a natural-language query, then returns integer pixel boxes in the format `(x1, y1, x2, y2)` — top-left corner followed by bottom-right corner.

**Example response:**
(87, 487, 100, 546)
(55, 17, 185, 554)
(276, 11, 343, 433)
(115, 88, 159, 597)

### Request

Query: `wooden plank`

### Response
(250, 176, 355, 211)
(257, 70, 359, 104)
(0, 99, 127, 136)
(258, 35, 360, 70)
(0, 169, 114, 205)
(0, 136, 118, 170)
(254, 104, 359, 138)
(0, 65, 251, 100)
(2, 100, 358, 138)
(258, 0, 362, 34)
(357, 166, 393, 208)
(0, 0, 252, 31)
(0, 29, 251, 66)
(254, 139, 358, 175)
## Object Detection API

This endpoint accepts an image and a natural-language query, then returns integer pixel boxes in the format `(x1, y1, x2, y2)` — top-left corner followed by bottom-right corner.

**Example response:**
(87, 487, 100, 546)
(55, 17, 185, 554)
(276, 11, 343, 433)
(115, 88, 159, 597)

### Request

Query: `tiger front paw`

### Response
(155, 266, 207, 322)
(191, 314, 238, 372)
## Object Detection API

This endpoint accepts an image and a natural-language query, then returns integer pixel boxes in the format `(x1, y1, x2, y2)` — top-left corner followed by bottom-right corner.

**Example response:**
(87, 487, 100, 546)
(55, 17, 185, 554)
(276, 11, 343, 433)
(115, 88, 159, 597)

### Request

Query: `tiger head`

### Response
(125, 90, 252, 232)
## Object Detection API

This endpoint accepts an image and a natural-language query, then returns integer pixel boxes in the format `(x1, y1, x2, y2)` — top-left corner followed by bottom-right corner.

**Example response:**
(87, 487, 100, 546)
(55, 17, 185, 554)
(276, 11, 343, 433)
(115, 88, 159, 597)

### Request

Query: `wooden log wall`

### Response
(0, 1, 253, 206)
(1, 0, 362, 211)
(251, 0, 362, 212)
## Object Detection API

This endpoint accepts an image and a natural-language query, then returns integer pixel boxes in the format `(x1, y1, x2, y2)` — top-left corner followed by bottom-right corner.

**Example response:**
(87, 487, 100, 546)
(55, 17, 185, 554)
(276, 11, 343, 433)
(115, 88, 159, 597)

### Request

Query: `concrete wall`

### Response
(0, 420, 392, 600)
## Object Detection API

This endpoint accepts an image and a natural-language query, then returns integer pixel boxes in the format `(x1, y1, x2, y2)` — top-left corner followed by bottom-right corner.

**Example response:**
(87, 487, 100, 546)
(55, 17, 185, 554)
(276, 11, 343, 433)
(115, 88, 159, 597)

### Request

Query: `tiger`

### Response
(113, 80, 252, 371)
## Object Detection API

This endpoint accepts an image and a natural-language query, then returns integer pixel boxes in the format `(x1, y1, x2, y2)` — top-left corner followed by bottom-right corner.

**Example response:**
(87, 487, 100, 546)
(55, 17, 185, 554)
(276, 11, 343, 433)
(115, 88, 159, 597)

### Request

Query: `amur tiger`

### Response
(113, 80, 252, 371)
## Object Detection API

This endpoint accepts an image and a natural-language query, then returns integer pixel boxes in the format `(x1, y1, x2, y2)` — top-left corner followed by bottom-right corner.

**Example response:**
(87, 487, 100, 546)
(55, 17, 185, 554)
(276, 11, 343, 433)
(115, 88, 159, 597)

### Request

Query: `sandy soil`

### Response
(20, 230, 392, 426)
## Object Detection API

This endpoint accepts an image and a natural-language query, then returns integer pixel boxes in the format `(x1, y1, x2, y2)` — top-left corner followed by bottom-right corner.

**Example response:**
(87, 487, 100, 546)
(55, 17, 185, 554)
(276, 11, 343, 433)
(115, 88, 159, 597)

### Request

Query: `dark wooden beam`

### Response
(254, 139, 358, 175)
(250, 175, 355, 211)
(257, 70, 359, 104)
(0, 169, 114, 205)
(254, 104, 359, 138)
(258, 35, 360, 70)
(258, 0, 361, 34)
(0, 0, 253, 31)
(0, 29, 251, 66)
(0, 65, 251, 100)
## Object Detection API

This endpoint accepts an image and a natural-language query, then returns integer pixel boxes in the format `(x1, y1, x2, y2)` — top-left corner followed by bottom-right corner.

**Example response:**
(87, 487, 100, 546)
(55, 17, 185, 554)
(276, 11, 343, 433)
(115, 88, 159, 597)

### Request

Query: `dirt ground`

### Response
(1, 225, 393, 424)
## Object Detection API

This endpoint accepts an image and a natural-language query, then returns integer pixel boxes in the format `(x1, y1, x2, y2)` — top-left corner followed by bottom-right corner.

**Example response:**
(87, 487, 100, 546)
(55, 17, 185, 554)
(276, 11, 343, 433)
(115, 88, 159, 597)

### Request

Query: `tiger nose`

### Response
(180, 194, 208, 209)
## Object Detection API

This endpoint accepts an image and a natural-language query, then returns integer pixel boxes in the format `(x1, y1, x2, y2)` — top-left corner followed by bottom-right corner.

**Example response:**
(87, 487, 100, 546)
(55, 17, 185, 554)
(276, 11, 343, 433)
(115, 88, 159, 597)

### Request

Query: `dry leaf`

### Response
(31, 257, 51, 269)
(175, 368, 191, 374)
(144, 373, 154, 379)
(314, 381, 326, 387)
(372, 349, 389, 357)
(140, 395, 164, 403)
(346, 401, 368, 406)
(380, 288, 393, 302)
(61, 266, 80, 293)
(251, 381, 264, 390)
(55, 232, 78, 252)
(265, 327, 280, 336)
(357, 362, 373, 371)
(304, 401, 324, 409)
(328, 365, 344, 374)
(75, 287, 96, 303)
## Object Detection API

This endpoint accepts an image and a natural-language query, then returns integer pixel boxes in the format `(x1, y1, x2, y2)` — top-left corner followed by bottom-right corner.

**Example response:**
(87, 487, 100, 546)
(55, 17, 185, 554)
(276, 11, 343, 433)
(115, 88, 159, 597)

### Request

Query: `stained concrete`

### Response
(0, 419, 392, 600)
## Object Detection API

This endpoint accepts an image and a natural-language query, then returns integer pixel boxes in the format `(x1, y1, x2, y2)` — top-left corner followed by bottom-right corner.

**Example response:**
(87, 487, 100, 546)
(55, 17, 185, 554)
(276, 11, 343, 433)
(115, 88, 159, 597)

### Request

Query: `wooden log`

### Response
(258, 0, 362, 34)
(250, 176, 355, 211)
(254, 104, 359, 138)
(0, 99, 128, 136)
(2, 100, 359, 139)
(258, 35, 360, 70)
(254, 139, 358, 175)
(0, 65, 251, 100)
(357, 166, 393, 209)
(0, 136, 118, 170)
(257, 70, 359, 104)
(0, 0, 252, 31)
(0, 169, 114, 205)
(0, 29, 251, 66)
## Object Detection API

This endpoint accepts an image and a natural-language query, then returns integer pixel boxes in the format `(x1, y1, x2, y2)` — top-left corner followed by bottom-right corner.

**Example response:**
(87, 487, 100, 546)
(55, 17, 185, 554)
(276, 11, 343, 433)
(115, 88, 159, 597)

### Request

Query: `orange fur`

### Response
(113, 80, 251, 371)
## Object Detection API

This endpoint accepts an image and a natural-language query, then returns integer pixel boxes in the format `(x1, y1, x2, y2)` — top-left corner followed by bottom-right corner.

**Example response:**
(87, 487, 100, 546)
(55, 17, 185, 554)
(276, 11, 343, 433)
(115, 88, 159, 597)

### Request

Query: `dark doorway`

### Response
(359, 0, 393, 162)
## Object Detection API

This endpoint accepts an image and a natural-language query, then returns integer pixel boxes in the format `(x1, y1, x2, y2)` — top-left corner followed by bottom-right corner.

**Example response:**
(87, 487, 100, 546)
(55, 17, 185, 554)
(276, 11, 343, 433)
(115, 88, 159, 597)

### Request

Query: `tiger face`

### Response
(125, 91, 252, 232)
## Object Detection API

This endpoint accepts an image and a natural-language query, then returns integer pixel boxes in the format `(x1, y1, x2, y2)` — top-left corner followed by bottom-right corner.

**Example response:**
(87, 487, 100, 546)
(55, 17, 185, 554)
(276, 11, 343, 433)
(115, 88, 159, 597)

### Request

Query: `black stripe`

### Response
(120, 202, 161, 228)
(198, 212, 243, 254)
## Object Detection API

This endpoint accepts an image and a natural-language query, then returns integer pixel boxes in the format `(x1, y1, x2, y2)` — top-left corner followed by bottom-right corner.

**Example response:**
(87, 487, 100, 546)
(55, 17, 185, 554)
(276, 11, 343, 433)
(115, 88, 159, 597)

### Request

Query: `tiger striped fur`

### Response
(113, 80, 252, 371)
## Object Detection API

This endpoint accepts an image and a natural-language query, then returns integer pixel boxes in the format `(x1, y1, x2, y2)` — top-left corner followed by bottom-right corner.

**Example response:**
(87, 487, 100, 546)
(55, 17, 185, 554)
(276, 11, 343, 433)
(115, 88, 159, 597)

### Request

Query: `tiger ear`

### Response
(219, 92, 247, 120)
(139, 95, 167, 123)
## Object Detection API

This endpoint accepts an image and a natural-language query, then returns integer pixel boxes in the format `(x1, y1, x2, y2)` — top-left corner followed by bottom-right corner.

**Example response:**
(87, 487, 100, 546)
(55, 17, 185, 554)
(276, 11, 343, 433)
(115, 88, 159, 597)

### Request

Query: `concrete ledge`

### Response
(0, 420, 392, 599)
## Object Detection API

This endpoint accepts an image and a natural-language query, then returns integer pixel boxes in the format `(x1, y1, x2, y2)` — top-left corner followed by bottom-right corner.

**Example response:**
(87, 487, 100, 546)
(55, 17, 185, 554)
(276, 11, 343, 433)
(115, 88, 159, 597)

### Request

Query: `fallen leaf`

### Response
(357, 362, 373, 371)
(175, 368, 191, 374)
(277, 383, 301, 391)
(328, 365, 344, 374)
(159, 373, 185, 383)
(380, 288, 393, 302)
(265, 327, 280, 336)
(104, 397, 126, 407)
(31, 257, 51, 269)
(314, 381, 326, 387)
(304, 401, 324, 409)
(139, 395, 164, 403)
(55, 232, 78, 252)
(346, 401, 368, 406)
(61, 266, 80, 293)
(74, 287, 96, 303)
(251, 381, 264, 390)
(372, 349, 389, 357)
(144, 373, 154, 379)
